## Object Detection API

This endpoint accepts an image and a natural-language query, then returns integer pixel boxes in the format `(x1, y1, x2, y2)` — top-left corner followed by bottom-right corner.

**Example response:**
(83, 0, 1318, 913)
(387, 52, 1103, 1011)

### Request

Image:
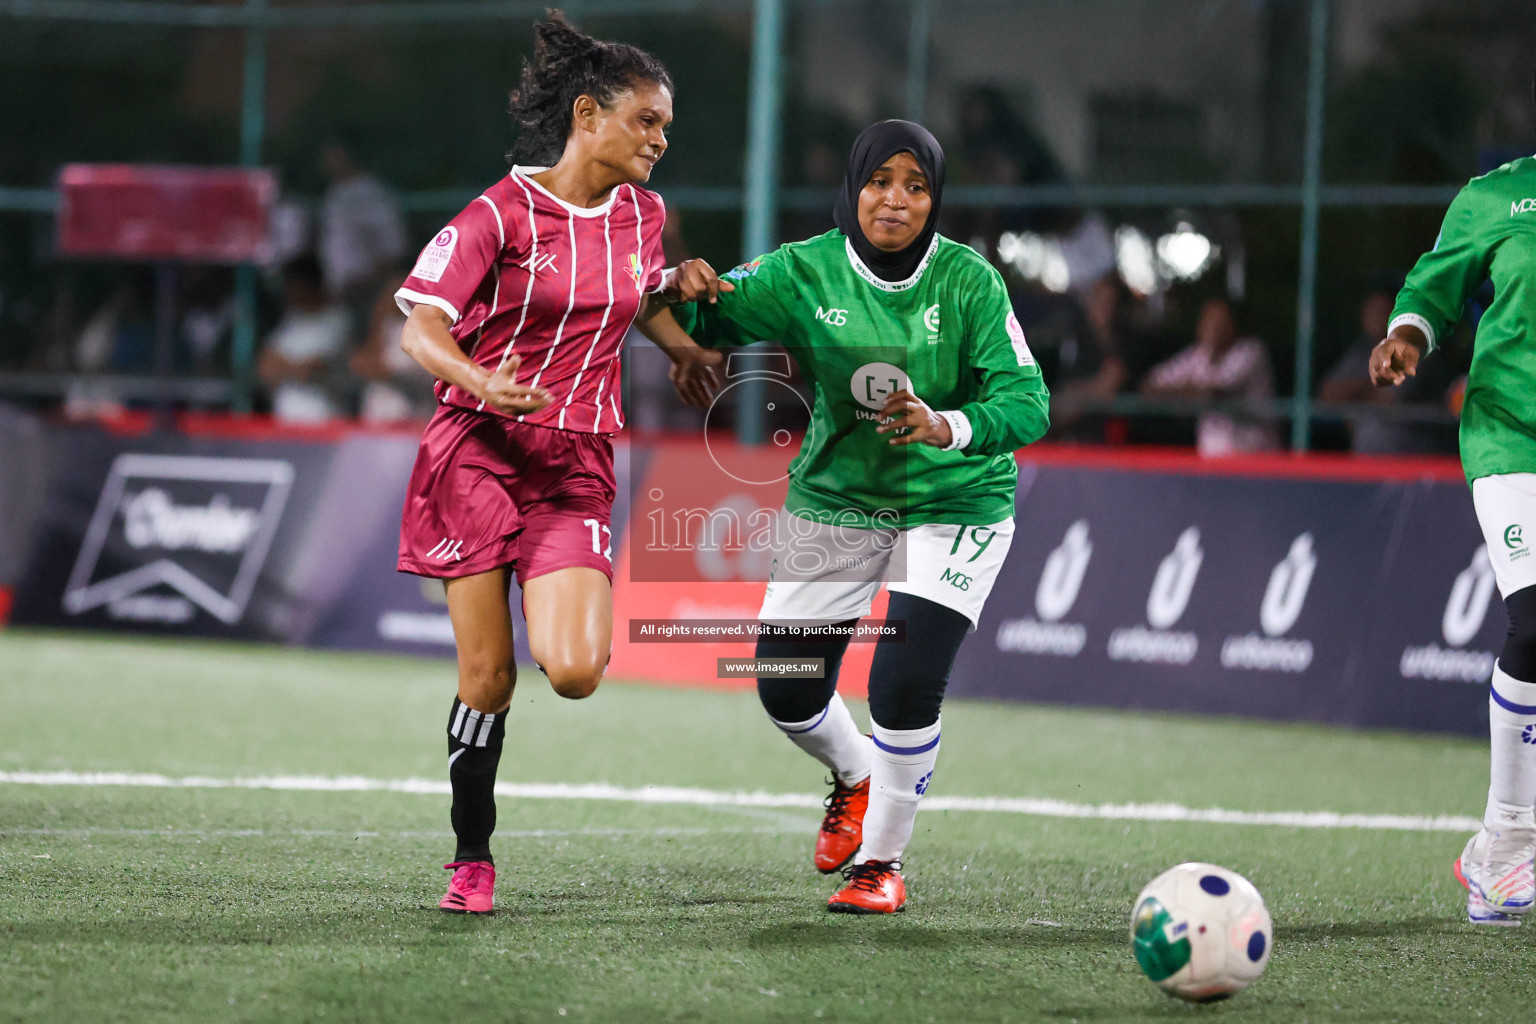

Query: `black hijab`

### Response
(832, 120, 946, 283)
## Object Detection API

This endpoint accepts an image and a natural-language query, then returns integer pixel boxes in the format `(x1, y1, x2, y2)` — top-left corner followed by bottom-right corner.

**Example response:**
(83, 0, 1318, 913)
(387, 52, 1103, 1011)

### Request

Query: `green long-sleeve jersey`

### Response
(678, 230, 1050, 527)
(1391, 155, 1536, 484)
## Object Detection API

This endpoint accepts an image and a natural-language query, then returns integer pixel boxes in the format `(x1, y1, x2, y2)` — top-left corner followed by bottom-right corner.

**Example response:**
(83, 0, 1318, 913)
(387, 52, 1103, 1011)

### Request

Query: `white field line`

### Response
(0, 770, 1481, 834)
(0, 826, 800, 840)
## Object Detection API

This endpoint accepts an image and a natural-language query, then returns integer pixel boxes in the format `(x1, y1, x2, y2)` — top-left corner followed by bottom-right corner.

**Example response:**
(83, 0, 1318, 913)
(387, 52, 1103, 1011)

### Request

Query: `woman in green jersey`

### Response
(1372, 151, 1536, 925)
(652, 120, 1049, 914)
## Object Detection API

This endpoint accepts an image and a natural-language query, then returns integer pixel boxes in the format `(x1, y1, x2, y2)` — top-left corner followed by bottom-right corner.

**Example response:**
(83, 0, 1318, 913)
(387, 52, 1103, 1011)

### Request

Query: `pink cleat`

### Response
(439, 861, 495, 914)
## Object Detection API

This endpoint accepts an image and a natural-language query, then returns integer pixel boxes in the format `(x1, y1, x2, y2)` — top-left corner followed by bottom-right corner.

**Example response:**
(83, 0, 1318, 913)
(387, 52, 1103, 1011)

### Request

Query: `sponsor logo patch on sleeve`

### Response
(723, 259, 762, 282)
(411, 226, 458, 284)
(1005, 311, 1035, 366)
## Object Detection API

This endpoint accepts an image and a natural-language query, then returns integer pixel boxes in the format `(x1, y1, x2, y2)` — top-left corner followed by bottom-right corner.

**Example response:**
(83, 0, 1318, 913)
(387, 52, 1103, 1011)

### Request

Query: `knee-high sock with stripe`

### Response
(1489, 663, 1536, 821)
(857, 719, 941, 864)
(447, 697, 507, 864)
(767, 692, 872, 786)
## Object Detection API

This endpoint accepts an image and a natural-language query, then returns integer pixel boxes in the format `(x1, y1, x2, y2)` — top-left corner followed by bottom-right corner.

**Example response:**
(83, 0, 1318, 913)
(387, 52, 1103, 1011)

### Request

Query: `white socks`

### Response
(857, 719, 941, 864)
(1489, 663, 1536, 810)
(768, 692, 872, 786)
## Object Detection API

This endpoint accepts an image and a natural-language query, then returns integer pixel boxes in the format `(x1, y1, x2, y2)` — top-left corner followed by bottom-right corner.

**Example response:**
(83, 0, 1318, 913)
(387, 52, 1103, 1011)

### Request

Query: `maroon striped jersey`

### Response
(395, 166, 667, 434)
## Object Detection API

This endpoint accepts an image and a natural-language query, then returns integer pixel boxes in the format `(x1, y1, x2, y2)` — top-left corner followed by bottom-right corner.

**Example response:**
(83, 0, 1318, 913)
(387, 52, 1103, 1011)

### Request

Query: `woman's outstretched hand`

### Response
(663, 259, 736, 305)
(876, 389, 952, 448)
(668, 347, 723, 408)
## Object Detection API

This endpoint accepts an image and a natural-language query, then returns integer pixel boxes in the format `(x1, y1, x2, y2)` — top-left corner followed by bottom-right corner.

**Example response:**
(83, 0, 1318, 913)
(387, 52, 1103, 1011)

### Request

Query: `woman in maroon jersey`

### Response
(393, 12, 720, 914)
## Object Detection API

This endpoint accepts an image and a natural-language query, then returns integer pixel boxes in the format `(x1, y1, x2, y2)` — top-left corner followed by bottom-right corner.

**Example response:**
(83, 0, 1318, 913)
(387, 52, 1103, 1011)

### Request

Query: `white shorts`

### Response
(757, 512, 1015, 631)
(1472, 473, 1536, 598)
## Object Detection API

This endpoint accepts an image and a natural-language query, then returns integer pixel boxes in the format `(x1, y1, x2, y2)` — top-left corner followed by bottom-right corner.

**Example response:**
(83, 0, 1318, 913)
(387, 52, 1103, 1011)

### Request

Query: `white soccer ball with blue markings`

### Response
(1130, 862, 1272, 1002)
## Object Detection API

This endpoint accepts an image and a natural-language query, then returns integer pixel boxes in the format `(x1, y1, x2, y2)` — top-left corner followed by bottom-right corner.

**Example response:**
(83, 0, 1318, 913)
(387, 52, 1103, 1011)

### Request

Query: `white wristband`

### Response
(657, 266, 679, 297)
(938, 410, 973, 451)
(1387, 312, 1436, 352)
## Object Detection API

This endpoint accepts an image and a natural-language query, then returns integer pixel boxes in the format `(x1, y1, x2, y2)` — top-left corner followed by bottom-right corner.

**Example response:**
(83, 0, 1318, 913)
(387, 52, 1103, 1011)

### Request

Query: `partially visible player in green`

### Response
(646, 120, 1049, 913)
(1371, 145, 1536, 925)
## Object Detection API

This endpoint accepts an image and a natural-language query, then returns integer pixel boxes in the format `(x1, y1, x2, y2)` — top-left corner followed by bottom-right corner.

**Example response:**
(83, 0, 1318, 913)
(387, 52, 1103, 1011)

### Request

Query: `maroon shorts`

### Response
(398, 406, 616, 585)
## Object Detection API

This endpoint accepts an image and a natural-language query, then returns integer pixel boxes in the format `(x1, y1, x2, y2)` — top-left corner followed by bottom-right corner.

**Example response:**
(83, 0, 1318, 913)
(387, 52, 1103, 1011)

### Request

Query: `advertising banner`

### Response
(56, 163, 276, 264)
(4, 417, 1495, 736)
(0, 407, 52, 591)
(1352, 479, 1505, 734)
(4, 419, 638, 665)
(10, 427, 337, 640)
(948, 461, 1491, 736)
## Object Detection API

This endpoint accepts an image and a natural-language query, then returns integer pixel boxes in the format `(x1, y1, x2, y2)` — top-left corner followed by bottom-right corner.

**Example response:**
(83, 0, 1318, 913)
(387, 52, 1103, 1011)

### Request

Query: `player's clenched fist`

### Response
(876, 389, 952, 448)
(480, 354, 552, 415)
(663, 258, 736, 305)
(1369, 330, 1425, 387)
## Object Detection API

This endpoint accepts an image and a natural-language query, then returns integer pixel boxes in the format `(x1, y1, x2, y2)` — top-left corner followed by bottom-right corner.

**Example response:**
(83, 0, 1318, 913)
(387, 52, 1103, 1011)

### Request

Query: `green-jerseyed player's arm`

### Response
(949, 264, 1051, 456)
(671, 249, 794, 349)
(1389, 186, 1496, 353)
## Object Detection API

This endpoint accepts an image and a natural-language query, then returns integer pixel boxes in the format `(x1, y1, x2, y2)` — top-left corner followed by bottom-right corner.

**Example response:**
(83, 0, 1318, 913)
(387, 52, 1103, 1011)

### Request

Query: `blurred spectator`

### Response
(258, 255, 351, 423)
(351, 266, 435, 423)
(72, 278, 154, 375)
(1052, 273, 1143, 442)
(1142, 296, 1279, 456)
(177, 268, 234, 375)
(61, 276, 158, 418)
(1055, 210, 1118, 303)
(266, 180, 313, 276)
(1318, 287, 1457, 455)
(319, 140, 407, 313)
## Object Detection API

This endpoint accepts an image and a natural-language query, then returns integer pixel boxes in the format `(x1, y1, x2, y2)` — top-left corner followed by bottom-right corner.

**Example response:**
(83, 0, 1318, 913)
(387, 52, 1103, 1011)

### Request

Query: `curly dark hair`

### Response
(506, 10, 673, 168)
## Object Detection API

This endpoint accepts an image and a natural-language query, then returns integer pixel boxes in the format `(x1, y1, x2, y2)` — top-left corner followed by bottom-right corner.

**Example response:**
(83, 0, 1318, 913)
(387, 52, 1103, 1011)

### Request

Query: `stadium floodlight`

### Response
(1114, 225, 1158, 295)
(1155, 222, 1218, 281)
(997, 230, 1070, 294)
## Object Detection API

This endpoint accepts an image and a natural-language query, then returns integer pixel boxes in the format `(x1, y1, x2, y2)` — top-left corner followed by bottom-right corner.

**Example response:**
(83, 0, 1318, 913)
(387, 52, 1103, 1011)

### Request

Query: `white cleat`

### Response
(1465, 888, 1522, 927)
(1454, 819, 1536, 918)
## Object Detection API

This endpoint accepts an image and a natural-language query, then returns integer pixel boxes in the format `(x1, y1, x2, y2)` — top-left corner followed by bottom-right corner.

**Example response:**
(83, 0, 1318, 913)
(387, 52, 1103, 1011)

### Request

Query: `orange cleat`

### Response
(827, 859, 906, 914)
(815, 776, 870, 874)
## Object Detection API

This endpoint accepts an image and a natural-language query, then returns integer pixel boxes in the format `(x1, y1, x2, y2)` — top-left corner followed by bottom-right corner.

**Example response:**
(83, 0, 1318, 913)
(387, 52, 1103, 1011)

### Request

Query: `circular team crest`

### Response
(850, 362, 910, 411)
(434, 229, 453, 247)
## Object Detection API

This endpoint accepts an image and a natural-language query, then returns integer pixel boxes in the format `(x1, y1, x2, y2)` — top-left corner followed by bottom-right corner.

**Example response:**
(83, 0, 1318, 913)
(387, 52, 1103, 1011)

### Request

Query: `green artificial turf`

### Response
(0, 630, 1530, 1023)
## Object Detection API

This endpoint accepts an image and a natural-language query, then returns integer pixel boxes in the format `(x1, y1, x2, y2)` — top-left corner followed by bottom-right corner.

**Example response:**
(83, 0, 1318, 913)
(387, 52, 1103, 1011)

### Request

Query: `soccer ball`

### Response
(1130, 862, 1272, 1002)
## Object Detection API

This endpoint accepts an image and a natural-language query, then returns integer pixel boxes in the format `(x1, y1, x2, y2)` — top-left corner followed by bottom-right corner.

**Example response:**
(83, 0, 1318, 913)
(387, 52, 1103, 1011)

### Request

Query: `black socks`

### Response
(447, 697, 507, 864)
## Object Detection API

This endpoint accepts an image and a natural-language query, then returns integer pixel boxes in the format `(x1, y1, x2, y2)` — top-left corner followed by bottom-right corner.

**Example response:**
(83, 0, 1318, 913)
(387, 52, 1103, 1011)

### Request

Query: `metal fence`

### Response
(1, 0, 1526, 448)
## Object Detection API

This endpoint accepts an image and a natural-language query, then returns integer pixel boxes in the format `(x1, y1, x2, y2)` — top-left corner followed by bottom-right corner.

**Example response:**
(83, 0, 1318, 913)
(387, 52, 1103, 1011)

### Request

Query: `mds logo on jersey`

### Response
(61, 454, 294, 625)
(940, 568, 972, 591)
(815, 306, 849, 327)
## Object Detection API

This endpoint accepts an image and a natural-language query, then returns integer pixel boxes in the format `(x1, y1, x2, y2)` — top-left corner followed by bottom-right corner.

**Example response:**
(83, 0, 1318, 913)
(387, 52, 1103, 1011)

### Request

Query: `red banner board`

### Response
(56, 163, 276, 263)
